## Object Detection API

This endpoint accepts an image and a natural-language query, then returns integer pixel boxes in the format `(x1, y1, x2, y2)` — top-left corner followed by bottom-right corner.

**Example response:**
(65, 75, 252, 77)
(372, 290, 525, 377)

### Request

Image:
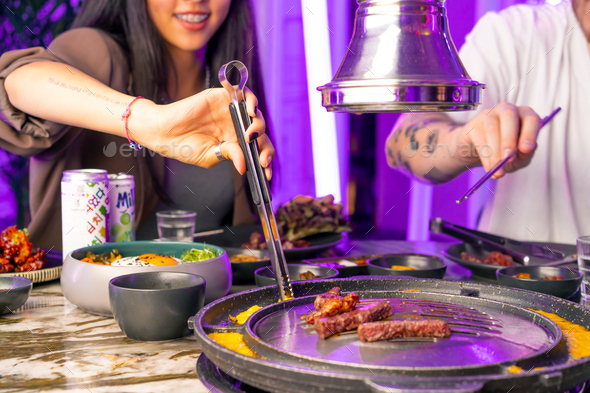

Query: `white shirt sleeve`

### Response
(447, 11, 520, 124)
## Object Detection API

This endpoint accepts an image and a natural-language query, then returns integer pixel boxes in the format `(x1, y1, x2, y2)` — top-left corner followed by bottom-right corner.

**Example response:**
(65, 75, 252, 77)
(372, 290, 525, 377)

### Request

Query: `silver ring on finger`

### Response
(214, 141, 227, 161)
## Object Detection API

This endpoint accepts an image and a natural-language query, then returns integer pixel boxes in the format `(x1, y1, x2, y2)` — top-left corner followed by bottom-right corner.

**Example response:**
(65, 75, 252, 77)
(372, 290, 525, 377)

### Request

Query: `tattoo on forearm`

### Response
(48, 78, 127, 106)
(392, 127, 402, 143)
(386, 146, 395, 166)
(422, 167, 455, 183)
(387, 115, 466, 183)
(397, 151, 412, 173)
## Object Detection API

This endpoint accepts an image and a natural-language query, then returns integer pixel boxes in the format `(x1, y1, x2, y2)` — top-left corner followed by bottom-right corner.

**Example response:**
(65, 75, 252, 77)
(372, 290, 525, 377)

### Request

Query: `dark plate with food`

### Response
(302, 255, 373, 277)
(441, 243, 521, 280)
(0, 276, 33, 315)
(205, 195, 350, 261)
(367, 254, 447, 279)
(240, 230, 345, 261)
(254, 263, 339, 287)
(225, 247, 271, 284)
(497, 266, 583, 299)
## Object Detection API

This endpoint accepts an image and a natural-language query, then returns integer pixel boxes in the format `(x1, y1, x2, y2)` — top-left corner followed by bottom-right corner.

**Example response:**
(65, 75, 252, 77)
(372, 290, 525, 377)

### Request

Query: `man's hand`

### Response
(385, 102, 542, 184)
(457, 102, 541, 179)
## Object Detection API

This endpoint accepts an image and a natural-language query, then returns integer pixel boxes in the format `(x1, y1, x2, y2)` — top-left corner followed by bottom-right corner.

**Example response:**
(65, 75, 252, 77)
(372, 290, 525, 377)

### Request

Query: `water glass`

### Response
(576, 236, 590, 298)
(156, 210, 196, 242)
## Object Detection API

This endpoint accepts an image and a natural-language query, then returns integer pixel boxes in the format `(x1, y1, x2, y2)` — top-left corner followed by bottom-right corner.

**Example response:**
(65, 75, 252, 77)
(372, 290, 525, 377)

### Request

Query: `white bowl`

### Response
(61, 241, 231, 316)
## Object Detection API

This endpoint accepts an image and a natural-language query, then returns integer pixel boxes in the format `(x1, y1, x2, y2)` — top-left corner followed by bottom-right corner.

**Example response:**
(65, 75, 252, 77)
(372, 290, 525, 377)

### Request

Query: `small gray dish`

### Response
(225, 247, 271, 284)
(254, 264, 339, 287)
(109, 271, 206, 341)
(367, 254, 447, 279)
(496, 266, 582, 299)
(0, 276, 32, 315)
(302, 256, 370, 278)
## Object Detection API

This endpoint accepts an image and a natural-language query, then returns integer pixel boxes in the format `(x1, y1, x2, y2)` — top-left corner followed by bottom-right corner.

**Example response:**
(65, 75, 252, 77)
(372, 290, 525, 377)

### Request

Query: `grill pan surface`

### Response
(194, 277, 590, 393)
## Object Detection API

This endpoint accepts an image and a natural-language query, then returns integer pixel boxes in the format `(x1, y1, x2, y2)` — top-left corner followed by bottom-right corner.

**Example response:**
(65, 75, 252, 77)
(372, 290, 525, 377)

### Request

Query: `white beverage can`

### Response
(61, 169, 110, 257)
(107, 173, 135, 242)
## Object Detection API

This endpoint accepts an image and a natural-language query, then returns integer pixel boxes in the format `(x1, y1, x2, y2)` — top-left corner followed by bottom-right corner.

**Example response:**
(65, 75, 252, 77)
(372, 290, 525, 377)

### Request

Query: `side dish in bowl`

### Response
(496, 266, 582, 299)
(61, 241, 230, 316)
(225, 247, 271, 284)
(254, 264, 339, 287)
(367, 254, 447, 279)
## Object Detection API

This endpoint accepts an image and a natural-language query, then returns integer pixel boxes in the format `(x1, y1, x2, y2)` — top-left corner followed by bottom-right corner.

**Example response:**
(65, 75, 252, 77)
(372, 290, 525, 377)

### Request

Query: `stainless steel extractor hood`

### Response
(318, 0, 484, 113)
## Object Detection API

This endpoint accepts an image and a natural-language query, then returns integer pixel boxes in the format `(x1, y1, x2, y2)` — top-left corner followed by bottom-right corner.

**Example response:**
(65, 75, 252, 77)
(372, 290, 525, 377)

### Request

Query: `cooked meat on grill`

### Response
(314, 301, 392, 339)
(357, 319, 451, 343)
(461, 251, 515, 266)
(314, 287, 341, 310)
(306, 292, 359, 324)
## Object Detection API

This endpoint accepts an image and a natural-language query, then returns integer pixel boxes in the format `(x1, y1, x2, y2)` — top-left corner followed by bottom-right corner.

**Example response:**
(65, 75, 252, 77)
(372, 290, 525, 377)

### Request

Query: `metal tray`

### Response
(194, 277, 590, 393)
(196, 352, 590, 393)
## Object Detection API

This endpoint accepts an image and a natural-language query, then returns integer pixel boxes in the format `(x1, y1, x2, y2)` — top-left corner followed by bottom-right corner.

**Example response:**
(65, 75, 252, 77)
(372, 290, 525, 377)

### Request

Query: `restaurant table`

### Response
(1, 240, 587, 392)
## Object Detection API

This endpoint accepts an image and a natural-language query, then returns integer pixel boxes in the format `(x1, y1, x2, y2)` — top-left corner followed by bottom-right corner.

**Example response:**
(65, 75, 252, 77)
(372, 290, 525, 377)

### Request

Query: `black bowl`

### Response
(0, 276, 32, 315)
(226, 247, 271, 284)
(109, 271, 206, 341)
(496, 266, 582, 299)
(367, 254, 447, 279)
(302, 256, 370, 278)
(254, 264, 339, 287)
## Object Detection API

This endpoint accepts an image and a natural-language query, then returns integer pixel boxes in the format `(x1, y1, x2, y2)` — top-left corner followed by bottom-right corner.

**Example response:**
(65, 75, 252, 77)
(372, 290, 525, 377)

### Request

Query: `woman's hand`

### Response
(455, 102, 541, 179)
(134, 87, 274, 180)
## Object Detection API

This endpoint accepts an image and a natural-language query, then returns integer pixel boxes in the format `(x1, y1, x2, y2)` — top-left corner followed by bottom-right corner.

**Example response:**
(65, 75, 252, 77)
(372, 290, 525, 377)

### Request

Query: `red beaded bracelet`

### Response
(121, 96, 144, 150)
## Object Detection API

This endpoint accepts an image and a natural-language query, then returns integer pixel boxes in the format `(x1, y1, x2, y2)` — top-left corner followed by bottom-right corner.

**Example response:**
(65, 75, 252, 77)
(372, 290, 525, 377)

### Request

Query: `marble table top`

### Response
(1, 280, 208, 393)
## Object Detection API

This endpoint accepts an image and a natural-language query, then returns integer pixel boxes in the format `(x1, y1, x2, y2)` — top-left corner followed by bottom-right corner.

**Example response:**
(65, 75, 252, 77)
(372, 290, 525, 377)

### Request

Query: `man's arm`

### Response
(386, 103, 542, 184)
(386, 113, 473, 184)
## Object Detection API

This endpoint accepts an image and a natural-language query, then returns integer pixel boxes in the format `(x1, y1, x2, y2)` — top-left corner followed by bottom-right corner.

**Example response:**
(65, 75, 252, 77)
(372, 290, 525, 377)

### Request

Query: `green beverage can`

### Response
(107, 173, 135, 242)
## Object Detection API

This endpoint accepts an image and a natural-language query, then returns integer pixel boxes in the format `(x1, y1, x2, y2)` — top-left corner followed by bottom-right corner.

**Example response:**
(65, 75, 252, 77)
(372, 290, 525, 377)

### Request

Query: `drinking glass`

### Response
(576, 235, 590, 298)
(156, 210, 196, 242)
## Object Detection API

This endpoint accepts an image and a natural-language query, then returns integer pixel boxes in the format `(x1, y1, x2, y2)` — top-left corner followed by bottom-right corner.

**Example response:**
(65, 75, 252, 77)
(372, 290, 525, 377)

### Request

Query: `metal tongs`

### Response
(219, 61, 293, 301)
(430, 218, 576, 266)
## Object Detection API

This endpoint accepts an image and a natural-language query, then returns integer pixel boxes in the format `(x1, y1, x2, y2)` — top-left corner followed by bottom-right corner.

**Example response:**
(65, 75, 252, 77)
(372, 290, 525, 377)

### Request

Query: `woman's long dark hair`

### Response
(72, 0, 271, 207)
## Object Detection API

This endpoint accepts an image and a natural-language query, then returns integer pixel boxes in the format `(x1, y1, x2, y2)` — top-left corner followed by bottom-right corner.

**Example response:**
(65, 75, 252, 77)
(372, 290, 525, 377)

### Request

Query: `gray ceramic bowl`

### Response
(496, 266, 582, 299)
(226, 247, 271, 284)
(0, 276, 32, 315)
(367, 254, 447, 279)
(109, 271, 206, 341)
(302, 256, 370, 278)
(254, 264, 339, 287)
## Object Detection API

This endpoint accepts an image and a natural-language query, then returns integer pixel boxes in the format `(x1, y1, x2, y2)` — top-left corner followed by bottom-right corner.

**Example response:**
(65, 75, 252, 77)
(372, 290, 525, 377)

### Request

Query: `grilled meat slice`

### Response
(306, 292, 359, 324)
(314, 301, 392, 339)
(314, 287, 341, 310)
(358, 319, 451, 343)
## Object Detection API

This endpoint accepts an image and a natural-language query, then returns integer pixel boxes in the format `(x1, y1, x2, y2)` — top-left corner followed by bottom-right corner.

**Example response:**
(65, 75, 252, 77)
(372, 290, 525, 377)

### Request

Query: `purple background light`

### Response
(0, 0, 544, 236)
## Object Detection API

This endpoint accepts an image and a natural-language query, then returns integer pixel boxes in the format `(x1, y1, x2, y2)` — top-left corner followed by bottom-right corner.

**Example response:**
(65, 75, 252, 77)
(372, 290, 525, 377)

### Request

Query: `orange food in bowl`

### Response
(390, 265, 417, 271)
(514, 273, 531, 279)
(137, 254, 178, 266)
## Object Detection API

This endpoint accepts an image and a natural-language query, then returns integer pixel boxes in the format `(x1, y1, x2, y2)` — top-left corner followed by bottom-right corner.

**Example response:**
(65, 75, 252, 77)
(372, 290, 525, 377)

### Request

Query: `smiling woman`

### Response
(0, 0, 274, 249)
